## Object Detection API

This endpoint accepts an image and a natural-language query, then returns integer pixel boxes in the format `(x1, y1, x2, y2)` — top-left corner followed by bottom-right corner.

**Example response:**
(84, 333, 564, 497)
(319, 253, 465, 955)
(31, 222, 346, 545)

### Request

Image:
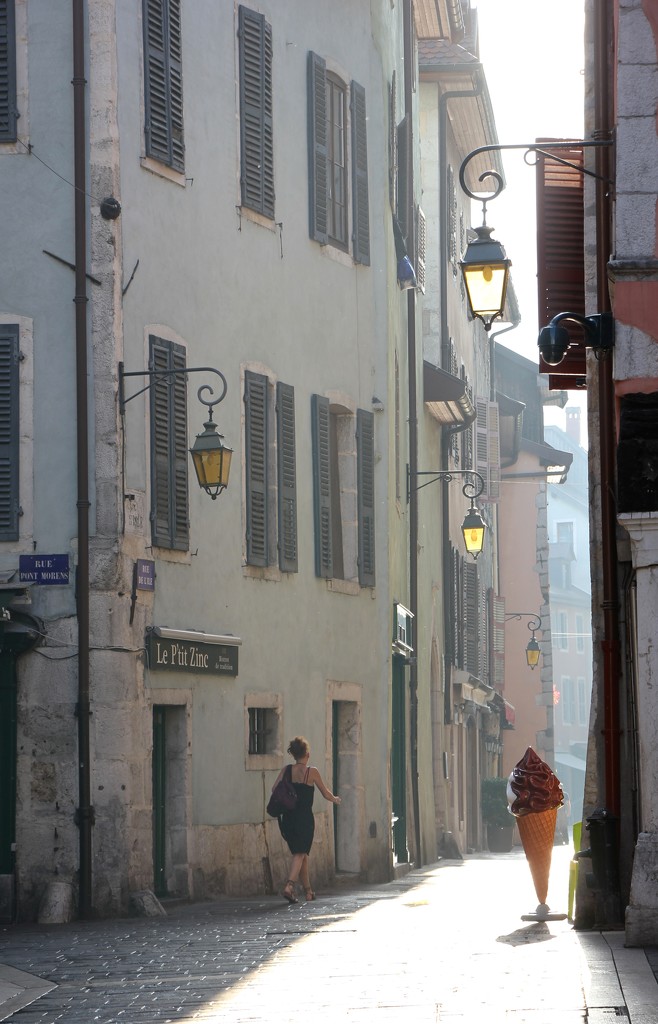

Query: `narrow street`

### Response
(1, 847, 656, 1022)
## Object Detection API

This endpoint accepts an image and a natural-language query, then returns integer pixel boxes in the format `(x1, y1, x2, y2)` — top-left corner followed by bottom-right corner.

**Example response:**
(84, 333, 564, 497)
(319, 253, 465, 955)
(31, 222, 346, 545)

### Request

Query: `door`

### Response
(391, 656, 408, 863)
(0, 653, 17, 920)
(152, 705, 189, 899)
(152, 707, 167, 897)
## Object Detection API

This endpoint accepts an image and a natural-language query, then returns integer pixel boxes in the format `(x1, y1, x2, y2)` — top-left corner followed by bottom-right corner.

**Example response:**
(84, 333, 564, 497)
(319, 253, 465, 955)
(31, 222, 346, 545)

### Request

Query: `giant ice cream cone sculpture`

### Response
(508, 748, 563, 911)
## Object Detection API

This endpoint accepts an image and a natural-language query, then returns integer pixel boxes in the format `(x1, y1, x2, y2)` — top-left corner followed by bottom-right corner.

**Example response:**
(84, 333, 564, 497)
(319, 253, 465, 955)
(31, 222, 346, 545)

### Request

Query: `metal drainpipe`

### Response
(403, 0, 422, 868)
(72, 0, 93, 918)
(593, 0, 620, 821)
(438, 79, 483, 728)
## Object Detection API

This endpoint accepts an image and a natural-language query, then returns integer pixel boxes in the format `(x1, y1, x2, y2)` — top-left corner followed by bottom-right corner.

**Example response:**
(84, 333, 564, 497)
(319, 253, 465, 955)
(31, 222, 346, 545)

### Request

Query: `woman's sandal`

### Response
(282, 881, 298, 904)
(304, 889, 316, 901)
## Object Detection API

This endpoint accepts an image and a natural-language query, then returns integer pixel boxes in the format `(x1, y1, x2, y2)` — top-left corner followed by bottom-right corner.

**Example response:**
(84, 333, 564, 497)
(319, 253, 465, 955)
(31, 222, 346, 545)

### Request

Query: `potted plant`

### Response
(481, 777, 515, 853)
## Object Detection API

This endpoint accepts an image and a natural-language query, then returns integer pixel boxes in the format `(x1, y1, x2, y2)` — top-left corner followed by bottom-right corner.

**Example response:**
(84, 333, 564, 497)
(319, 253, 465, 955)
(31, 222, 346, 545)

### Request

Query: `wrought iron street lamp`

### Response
(407, 467, 487, 559)
(119, 363, 232, 499)
(505, 612, 542, 670)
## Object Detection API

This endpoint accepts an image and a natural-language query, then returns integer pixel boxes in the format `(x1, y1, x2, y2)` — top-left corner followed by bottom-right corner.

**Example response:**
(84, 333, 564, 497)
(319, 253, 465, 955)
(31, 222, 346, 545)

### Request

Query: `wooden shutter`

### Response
(356, 408, 375, 586)
(311, 394, 333, 578)
(416, 206, 426, 293)
(239, 6, 274, 219)
(0, 325, 19, 540)
(351, 81, 370, 266)
(308, 51, 328, 244)
(276, 381, 297, 573)
(464, 562, 479, 676)
(143, 0, 184, 172)
(449, 544, 462, 668)
(388, 71, 397, 210)
(475, 398, 500, 502)
(536, 141, 585, 385)
(0, 0, 17, 142)
(489, 590, 505, 691)
(244, 370, 269, 567)
(149, 336, 189, 550)
(396, 114, 411, 244)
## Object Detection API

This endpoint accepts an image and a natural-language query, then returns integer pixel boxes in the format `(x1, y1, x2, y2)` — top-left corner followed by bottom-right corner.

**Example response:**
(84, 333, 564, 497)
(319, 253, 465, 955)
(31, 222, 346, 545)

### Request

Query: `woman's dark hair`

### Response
(287, 736, 309, 760)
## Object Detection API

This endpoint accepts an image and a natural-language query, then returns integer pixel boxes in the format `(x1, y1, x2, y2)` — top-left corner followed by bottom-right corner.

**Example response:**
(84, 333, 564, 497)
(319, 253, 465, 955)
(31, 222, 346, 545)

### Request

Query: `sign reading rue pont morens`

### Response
(146, 633, 238, 677)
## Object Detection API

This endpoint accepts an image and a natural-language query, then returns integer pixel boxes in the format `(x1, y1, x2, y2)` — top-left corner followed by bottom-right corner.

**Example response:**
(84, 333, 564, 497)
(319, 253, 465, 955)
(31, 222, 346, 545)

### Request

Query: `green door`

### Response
(391, 656, 408, 863)
(152, 707, 167, 897)
(0, 653, 17, 878)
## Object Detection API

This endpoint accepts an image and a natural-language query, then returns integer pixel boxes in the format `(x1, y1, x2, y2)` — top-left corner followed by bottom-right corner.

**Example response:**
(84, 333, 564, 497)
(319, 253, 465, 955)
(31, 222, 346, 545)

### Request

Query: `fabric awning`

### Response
(423, 361, 476, 426)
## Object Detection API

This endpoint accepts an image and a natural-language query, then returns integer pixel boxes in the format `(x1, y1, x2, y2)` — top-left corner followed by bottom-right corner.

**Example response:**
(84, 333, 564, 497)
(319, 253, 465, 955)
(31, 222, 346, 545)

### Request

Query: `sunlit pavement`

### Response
(0, 846, 656, 1023)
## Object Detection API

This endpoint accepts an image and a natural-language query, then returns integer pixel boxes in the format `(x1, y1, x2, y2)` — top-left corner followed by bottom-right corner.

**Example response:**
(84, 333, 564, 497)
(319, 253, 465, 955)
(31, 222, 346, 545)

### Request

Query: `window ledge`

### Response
(320, 244, 354, 270)
(326, 578, 360, 597)
(243, 564, 283, 582)
(140, 156, 186, 187)
(239, 206, 276, 232)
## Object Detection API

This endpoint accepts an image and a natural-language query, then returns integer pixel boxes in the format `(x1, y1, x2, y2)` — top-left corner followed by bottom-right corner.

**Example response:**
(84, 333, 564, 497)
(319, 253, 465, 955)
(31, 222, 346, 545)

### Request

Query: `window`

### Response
(143, 0, 184, 172)
(557, 610, 569, 651)
(311, 396, 375, 586)
(149, 335, 189, 550)
(248, 707, 275, 754)
(0, 0, 17, 142)
(238, 6, 274, 219)
(244, 370, 298, 572)
(577, 677, 587, 726)
(562, 676, 575, 725)
(245, 694, 282, 770)
(307, 52, 370, 265)
(575, 614, 585, 653)
(0, 324, 19, 539)
(557, 520, 574, 551)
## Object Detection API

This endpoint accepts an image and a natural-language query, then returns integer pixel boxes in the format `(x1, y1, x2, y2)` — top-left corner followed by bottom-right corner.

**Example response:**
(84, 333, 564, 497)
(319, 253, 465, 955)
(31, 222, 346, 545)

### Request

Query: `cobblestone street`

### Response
(1, 848, 657, 1023)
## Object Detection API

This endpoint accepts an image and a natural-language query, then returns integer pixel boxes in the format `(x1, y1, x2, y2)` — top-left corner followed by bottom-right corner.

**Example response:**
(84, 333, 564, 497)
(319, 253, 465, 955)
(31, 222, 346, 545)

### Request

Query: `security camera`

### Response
(537, 323, 571, 366)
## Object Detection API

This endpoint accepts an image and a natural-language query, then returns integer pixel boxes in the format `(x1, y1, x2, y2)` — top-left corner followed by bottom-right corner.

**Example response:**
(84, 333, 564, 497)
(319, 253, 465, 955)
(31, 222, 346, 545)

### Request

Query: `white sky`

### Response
(472, 0, 587, 435)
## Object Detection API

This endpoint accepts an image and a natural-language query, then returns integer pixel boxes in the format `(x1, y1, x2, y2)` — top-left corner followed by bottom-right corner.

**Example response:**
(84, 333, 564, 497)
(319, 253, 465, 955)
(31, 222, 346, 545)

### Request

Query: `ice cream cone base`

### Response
(517, 806, 557, 905)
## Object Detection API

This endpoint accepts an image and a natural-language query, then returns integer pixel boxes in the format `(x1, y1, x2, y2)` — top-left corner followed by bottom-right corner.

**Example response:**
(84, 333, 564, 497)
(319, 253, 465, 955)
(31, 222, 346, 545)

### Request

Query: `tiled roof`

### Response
(418, 38, 479, 67)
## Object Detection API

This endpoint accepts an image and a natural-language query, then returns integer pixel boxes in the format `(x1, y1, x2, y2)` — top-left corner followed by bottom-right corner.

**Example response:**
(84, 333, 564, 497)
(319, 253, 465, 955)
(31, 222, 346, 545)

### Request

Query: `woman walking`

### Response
(274, 736, 341, 903)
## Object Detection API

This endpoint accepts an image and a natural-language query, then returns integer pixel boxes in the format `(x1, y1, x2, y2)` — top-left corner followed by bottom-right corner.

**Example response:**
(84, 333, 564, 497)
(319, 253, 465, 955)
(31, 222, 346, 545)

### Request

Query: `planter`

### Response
(487, 823, 515, 853)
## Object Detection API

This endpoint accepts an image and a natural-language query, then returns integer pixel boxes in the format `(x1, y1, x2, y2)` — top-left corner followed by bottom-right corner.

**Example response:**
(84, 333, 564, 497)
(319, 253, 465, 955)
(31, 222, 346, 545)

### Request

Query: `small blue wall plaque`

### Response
(19, 554, 70, 585)
(135, 559, 155, 591)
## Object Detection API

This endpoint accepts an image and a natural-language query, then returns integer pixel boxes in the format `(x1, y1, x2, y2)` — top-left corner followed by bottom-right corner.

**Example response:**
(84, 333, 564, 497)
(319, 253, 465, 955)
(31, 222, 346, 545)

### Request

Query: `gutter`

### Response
(72, 0, 93, 918)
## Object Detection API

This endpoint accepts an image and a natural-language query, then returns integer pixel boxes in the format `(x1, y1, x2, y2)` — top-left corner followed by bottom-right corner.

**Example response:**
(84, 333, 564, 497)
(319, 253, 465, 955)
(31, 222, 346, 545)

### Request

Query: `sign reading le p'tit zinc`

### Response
(146, 633, 238, 677)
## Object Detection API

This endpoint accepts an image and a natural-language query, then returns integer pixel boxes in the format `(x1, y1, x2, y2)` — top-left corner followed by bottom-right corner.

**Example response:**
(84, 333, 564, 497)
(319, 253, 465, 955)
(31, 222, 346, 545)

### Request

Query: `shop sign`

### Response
(146, 633, 238, 677)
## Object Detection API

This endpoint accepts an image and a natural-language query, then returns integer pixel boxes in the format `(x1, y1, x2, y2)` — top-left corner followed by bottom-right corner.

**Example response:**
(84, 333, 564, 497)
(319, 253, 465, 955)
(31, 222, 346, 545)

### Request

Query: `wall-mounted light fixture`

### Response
(119, 362, 232, 499)
(537, 310, 614, 367)
(505, 611, 542, 670)
(407, 467, 486, 559)
(458, 140, 613, 334)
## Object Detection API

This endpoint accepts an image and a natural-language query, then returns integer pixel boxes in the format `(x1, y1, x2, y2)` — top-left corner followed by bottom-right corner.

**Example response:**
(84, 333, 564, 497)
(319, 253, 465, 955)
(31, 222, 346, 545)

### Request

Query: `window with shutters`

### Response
(311, 396, 375, 587)
(244, 370, 297, 573)
(238, 6, 274, 219)
(307, 52, 370, 265)
(448, 165, 458, 276)
(0, 0, 17, 143)
(475, 398, 501, 502)
(415, 206, 426, 293)
(464, 561, 480, 677)
(460, 371, 474, 470)
(0, 325, 19, 540)
(143, 0, 184, 173)
(489, 590, 505, 691)
(149, 335, 189, 550)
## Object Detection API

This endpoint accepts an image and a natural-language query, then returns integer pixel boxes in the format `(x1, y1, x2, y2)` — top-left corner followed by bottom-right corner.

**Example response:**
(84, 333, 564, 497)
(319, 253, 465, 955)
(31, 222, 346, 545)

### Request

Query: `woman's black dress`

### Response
(279, 776, 315, 855)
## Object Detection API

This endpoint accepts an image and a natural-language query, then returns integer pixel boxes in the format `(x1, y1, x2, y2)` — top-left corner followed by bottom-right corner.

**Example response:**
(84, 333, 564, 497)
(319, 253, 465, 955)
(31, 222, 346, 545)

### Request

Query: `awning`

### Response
(492, 692, 516, 728)
(423, 361, 476, 427)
